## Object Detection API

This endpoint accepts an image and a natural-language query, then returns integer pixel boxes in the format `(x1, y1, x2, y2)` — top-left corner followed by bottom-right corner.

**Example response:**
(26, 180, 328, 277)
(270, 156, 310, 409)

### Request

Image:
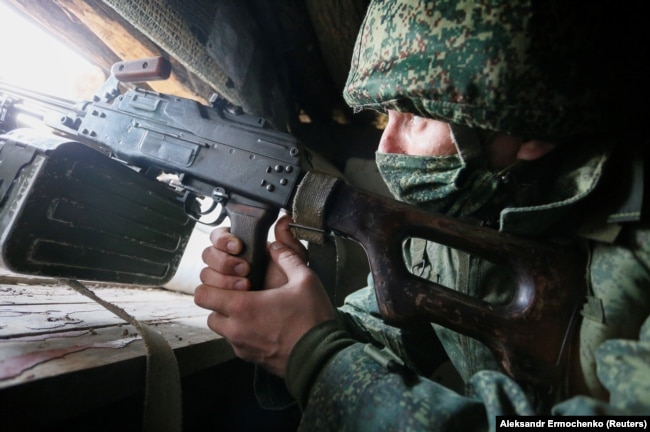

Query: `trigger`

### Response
(182, 191, 229, 226)
(191, 204, 227, 226)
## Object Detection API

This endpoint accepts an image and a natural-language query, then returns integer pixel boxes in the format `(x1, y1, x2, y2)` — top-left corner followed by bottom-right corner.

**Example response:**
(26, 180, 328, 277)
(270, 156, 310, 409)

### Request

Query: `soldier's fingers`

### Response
(199, 266, 250, 291)
(274, 215, 308, 261)
(201, 245, 250, 277)
(209, 227, 243, 255)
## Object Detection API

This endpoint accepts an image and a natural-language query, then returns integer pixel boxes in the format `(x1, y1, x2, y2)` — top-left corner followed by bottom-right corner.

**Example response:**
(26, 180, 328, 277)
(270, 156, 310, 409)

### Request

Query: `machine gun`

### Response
(0, 57, 586, 390)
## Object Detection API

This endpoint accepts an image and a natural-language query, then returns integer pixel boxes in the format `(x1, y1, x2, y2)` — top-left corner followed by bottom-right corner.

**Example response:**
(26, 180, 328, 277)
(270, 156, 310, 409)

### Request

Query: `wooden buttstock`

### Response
(319, 178, 586, 389)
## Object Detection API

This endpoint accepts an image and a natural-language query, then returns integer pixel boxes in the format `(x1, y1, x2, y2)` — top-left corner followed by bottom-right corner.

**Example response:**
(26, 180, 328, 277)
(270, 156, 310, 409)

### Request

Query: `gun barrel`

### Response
(0, 81, 84, 115)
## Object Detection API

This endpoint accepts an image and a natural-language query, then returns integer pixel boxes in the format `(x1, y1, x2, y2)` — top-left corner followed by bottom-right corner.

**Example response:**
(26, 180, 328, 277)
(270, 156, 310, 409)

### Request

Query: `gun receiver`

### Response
(0, 57, 586, 390)
(0, 57, 303, 290)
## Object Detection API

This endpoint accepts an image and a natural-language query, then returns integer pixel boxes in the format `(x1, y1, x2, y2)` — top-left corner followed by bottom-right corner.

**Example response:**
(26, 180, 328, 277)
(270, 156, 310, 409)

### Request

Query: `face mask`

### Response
(375, 152, 502, 217)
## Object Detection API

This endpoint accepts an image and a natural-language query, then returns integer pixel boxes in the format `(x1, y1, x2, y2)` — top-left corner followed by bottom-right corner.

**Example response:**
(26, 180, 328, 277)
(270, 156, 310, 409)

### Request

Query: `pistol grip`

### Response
(225, 202, 278, 290)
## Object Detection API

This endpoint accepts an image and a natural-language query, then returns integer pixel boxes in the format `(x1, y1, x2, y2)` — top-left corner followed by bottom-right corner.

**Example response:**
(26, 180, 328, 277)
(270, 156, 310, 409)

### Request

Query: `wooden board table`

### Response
(0, 272, 236, 431)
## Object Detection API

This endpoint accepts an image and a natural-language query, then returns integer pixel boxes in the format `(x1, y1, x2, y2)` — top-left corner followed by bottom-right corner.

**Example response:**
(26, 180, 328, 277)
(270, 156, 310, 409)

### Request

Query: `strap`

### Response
(62, 279, 182, 432)
(290, 171, 349, 305)
(291, 171, 340, 244)
(307, 236, 348, 306)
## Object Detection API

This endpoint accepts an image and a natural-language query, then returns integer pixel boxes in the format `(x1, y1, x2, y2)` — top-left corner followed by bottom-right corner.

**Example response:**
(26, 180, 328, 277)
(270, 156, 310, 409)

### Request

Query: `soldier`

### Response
(195, 0, 649, 429)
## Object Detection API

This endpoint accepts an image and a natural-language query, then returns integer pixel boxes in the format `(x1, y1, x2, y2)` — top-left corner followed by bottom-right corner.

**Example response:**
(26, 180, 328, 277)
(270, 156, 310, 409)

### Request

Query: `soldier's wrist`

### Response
(286, 319, 355, 410)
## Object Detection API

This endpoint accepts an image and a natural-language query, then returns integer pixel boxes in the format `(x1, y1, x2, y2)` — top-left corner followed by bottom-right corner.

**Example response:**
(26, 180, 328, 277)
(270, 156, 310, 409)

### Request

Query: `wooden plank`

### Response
(0, 320, 233, 387)
(5, 0, 119, 76)
(0, 320, 235, 432)
(0, 277, 236, 431)
(0, 297, 208, 338)
(0, 280, 198, 306)
(0, 278, 233, 389)
(56, 0, 208, 102)
(5, 0, 211, 103)
(0, 282, 207, 335)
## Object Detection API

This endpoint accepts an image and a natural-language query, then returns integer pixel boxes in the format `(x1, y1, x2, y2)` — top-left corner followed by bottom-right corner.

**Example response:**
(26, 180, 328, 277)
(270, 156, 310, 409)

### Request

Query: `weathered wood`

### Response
(4, 0, 382, 128)
(0, 318, 234, 431)
(0, 286, 205, 339)
(4, 0, 119, 75)
(0, 275, 235, 429)
(0, 278, 233, 388)
(4, 0, 211, 103)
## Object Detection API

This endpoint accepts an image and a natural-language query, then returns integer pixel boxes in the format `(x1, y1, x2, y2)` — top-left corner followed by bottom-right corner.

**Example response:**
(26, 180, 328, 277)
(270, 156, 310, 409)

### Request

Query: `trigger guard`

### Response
(206, 205, 229, 226)
(192, 201, 228, 226)
(183, 191, 229, 226)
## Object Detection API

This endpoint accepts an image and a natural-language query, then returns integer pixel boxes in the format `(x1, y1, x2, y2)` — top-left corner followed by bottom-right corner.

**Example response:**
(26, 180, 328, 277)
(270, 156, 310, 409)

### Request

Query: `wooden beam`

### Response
(5, 0, 210, 103)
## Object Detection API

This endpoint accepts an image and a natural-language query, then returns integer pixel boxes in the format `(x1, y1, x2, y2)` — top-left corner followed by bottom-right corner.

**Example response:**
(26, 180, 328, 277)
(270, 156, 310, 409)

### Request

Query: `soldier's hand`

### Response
(194, 214, 335, 376)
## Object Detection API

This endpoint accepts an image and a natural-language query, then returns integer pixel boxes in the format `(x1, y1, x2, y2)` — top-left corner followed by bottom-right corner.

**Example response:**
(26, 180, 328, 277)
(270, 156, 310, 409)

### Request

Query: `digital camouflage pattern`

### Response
(277, 0, 650, 429)
(343, 0, 642, 141)
(285, 171, 650, 430)
(374, 152, 501, 217)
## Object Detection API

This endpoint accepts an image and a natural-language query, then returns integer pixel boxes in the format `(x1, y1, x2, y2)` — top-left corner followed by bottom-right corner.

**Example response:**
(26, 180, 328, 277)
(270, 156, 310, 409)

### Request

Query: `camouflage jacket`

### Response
(279, 1, 650, 429)
(283, 146, 650, 430)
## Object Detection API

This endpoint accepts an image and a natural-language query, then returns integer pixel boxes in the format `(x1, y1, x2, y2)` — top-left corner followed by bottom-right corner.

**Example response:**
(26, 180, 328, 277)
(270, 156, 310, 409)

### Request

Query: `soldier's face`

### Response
(378, 110, 555, 168)
(378, 110, 457, 157)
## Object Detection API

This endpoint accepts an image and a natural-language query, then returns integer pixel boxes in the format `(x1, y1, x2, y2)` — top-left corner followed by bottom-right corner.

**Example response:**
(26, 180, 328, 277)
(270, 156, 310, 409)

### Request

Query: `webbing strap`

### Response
(62, 279, 182, 432)
(291, 171, 340, 244)
(290, 171, 348, 306)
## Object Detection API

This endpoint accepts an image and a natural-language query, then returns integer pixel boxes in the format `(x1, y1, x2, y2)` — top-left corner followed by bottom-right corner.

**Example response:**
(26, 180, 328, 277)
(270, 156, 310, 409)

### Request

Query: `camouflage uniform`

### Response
(282, 1, 650, 429)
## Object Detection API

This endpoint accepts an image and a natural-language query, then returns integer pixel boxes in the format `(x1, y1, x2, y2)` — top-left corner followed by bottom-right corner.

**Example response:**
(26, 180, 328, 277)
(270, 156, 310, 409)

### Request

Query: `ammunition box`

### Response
(0, 129, 195, 285)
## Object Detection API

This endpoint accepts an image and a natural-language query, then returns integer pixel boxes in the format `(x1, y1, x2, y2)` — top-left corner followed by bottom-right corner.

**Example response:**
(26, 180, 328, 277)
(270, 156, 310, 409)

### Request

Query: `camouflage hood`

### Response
(344, 0, 642, 141)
